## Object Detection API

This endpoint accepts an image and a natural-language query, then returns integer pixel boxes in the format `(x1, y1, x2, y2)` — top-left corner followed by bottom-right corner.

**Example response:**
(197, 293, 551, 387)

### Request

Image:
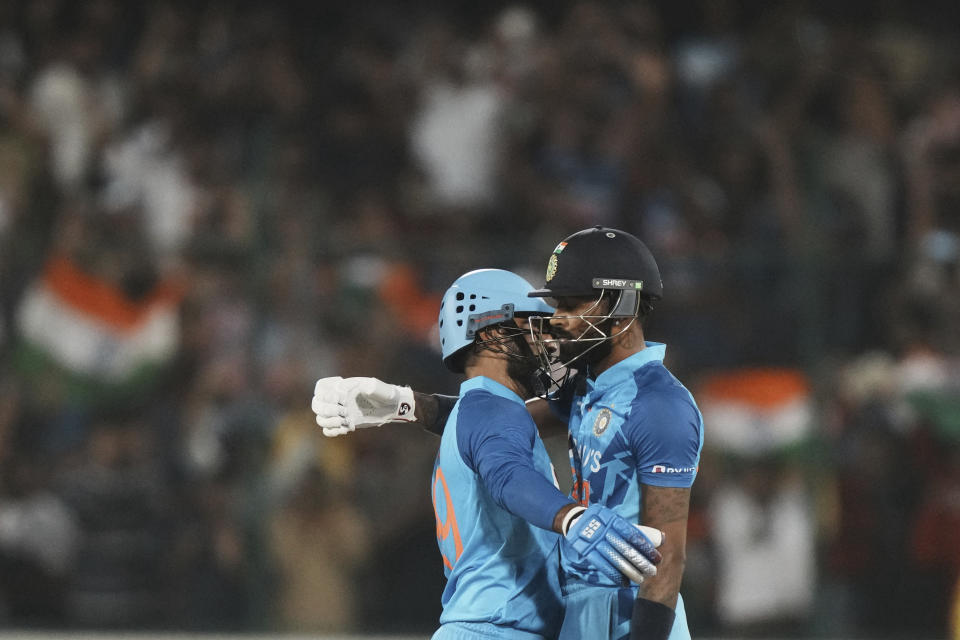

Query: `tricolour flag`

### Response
(698, 367, 813, 455)
(13, 255, 183, 405)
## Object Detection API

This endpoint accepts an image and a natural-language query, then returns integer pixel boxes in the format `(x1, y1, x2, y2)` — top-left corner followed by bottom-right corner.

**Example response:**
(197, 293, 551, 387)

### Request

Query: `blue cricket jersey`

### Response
(432, 376, 570, 637)
(558, 342, 704, 587)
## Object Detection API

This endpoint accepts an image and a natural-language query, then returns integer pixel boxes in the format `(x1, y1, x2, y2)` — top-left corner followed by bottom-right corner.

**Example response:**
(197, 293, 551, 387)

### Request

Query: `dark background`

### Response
(0, 0, 958, 637)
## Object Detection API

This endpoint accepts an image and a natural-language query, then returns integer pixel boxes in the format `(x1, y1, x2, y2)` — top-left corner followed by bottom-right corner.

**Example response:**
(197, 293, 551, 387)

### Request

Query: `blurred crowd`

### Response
(0, 0, 958, 637)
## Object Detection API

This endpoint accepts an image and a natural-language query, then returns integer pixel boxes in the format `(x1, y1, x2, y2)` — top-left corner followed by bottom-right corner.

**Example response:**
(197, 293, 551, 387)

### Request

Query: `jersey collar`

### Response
(586, 342, 667, 392)
(460, 376, 526, 406)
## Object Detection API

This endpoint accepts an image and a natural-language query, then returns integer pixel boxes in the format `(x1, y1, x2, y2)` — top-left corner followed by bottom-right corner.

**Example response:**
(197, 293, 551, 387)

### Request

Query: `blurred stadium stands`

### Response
(0, 0, 958, 638)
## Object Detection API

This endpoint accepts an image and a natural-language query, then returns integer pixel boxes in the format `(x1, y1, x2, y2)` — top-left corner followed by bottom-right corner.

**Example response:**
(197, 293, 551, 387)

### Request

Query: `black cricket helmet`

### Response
(529, 225, 662, 309)
(526, 226, 663, 374)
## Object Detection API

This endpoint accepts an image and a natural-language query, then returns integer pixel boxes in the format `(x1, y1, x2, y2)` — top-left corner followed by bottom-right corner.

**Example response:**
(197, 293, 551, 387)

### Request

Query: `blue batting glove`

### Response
(560, 504, 661, 586)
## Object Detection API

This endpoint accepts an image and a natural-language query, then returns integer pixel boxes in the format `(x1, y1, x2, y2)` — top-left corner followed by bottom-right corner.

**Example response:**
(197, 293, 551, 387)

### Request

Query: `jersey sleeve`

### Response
(624, 389, 702, 488)
(457, 392, 572, 531)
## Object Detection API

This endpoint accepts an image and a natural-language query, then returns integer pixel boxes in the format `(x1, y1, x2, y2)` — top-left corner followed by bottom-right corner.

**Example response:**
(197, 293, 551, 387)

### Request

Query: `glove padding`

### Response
(561, 504, 662, 586)
(312, 376, 416, 437)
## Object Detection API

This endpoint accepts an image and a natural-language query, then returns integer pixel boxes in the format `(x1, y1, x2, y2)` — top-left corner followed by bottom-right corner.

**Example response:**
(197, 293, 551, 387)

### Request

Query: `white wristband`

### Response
(560, 505, 587, 535)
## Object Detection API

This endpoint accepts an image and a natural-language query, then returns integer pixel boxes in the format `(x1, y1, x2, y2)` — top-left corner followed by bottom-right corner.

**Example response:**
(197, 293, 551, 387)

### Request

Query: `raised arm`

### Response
(412, 391, 456, 435)
(313, 377, 568, 438)
(311, 376, 454, 436)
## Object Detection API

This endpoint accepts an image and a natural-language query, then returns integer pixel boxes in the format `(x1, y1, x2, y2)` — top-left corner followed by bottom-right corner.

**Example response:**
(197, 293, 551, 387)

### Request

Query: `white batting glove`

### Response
(312, 376, 416, 437)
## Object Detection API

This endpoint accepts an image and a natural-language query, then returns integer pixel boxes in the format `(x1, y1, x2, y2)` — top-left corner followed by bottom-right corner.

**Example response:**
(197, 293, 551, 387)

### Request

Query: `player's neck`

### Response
(464, 354, 526, 398)
(593, 325, 646, 376)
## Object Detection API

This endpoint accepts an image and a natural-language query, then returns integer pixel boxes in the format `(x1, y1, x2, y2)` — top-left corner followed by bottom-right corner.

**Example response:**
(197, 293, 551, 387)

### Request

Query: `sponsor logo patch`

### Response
(651, 464, 697, 474)
(592, 277, 644, 290)
(581, 518, 601, 539)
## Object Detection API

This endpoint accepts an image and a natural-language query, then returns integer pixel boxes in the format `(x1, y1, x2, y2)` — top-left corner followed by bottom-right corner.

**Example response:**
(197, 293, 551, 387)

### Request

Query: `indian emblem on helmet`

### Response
(546, 254, 558, 282)
(593, 408, 612, 436)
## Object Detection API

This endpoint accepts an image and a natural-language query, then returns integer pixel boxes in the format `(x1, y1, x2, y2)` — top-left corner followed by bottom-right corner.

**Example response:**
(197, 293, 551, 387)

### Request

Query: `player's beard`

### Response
(506, 335, 542, 399)
(553, 320, 614, 369)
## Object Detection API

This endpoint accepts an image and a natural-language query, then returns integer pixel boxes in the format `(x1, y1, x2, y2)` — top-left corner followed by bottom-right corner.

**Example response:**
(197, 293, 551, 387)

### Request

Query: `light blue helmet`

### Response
(439, 269, 554, 373)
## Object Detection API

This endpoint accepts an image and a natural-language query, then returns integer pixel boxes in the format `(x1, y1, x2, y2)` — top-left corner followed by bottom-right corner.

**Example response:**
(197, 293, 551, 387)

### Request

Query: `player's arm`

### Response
(457, 393, 576, 531)
(626, 393, 702, 640)
(312, 376, 567, 438)
(523, 397, 568, 438)
(311, 376, 457, 437)
(629, 485, 690, 640)
(461, 394, 661, 584)
(412, 391, 456, 435)
(638, 485, 689, 607)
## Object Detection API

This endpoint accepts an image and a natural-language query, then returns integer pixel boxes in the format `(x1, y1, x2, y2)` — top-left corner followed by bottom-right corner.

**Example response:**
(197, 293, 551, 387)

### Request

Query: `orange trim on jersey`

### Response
(570, 459, 591, 507)
(432, 467, 463, 567)
(575, 480, 591, 507)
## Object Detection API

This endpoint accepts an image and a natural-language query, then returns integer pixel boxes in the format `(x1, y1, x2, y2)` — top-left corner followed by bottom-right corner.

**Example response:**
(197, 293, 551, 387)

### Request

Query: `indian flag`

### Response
(697, 367, 813, 455)
(13, 255, 183, 405)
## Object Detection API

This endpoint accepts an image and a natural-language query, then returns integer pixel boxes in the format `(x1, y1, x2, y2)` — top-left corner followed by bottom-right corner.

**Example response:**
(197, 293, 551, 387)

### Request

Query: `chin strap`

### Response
(529, 368, 552, 399)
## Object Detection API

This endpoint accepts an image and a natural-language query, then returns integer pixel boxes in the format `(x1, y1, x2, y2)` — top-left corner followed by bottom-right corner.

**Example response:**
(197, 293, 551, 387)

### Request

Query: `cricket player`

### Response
(315, 229, 700, 640)
(522, 226, 702, 640)
(313, 268, 664, 640)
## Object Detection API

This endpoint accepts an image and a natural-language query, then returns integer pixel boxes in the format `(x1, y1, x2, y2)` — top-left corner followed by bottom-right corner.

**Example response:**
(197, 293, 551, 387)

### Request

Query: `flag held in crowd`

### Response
(13, 255, 182, 404)
(698, 368, 813, 455)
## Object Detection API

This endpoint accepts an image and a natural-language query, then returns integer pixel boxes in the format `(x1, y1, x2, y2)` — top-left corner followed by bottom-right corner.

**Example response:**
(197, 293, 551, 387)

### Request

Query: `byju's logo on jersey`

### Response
(651, 464, 698, 474)
(593, 408, 612, 436)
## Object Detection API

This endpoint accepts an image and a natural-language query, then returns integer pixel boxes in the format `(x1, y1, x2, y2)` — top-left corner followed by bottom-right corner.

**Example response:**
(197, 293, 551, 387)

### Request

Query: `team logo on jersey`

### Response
(593, 408, 612, 436)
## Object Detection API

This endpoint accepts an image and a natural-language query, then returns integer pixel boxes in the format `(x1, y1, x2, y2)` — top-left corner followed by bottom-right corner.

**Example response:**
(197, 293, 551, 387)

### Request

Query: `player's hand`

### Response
(312, 376, 358, 436)
(560, 504, 662, 586)
(311, 376, 416, 437)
